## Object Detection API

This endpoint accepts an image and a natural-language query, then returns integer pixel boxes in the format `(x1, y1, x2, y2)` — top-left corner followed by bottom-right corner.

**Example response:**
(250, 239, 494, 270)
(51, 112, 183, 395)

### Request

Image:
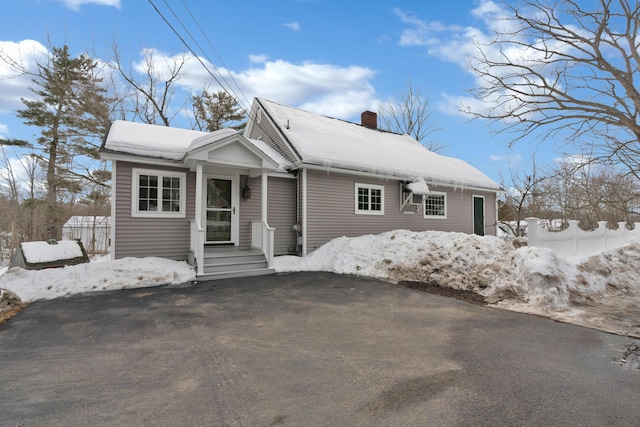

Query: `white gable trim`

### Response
(183, 133, 280, 172)
(245, 99, 303, 164)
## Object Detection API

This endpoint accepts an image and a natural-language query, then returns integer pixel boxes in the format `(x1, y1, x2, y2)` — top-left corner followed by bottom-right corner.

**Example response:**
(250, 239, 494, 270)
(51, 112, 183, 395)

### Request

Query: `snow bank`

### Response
(0, 257, 195, 302)
(2, 229, 638, 338)
(274, 230, 640, 337)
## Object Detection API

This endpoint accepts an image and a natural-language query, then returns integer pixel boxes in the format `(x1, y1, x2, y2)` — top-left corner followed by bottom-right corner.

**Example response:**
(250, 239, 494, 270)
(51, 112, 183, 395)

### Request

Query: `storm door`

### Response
(206, 177, 234, 243)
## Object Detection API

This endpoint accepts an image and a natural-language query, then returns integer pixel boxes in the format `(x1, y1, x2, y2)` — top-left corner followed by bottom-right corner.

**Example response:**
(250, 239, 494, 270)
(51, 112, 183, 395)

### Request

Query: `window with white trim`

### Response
(132, 168, 186, 218)
(423, 192, 447, 219)
(355, 183, 384, 215)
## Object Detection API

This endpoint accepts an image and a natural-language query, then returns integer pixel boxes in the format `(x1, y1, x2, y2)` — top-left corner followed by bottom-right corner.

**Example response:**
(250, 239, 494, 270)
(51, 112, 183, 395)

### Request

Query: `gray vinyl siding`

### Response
(238, 176, 262, 248)
(267, 177, 297, 255)
(246, 107, 298, 164)
(238, 175, 297, 255)
(305, 169, 497, 252)
(114, 161, 195, 260)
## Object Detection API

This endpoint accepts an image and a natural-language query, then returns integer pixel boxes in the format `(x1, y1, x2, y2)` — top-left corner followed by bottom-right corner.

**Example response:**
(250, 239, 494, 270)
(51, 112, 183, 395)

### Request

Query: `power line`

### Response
(178, 0, 253, 112)
(147, 0, 247, 114)
(147, 0, 280, 146)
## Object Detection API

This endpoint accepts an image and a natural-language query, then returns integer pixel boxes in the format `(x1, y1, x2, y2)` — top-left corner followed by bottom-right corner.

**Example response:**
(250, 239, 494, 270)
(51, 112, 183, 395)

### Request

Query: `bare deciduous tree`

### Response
(0, 147, 21, 257)
(378, 80, 443, 153)
(542, 160, 640, 229)
(468, 0, 640, 176)
(111, 46, 189, 126)
(498, 158, 547, 236)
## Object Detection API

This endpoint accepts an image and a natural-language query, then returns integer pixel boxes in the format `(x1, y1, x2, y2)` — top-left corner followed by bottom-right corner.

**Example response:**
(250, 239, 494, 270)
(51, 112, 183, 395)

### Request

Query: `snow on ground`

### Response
(0, 230, 639, 339)
(274, 230, 640, 339)
(0, 257, 194, 302)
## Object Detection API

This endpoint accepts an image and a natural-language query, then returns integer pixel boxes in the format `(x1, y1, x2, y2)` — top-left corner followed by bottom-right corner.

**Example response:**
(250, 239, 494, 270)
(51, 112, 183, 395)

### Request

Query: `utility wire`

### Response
(159, 0, 250, 115)
(147, 0, 245, 113)
(147, 0, 279, 145)
(178, 0, 253, 112)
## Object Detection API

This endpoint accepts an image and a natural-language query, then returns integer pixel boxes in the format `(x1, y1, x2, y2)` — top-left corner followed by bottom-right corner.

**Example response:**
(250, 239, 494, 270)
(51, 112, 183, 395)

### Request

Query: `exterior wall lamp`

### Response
(242, 179, 252, 199)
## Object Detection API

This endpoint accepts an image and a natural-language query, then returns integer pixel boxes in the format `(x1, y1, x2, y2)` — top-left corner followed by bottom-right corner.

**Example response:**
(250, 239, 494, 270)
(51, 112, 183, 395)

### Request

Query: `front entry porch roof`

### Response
(183, 131, 288, 174)
(100, 120, 290, 175)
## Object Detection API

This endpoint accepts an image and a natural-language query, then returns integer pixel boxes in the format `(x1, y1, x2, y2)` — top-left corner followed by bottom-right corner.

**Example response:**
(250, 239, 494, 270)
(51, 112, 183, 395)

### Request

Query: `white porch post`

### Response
(261, 172, 268, 223)
(194, 164, 204, 275)
(260, 172, 275, 266)
(195, 164, 203, 224)
(109, 160, 117, 260)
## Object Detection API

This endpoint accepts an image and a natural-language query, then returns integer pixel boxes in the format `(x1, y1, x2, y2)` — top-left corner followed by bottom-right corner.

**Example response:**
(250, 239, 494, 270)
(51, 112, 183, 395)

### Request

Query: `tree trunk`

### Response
(47, 135, 61, 240)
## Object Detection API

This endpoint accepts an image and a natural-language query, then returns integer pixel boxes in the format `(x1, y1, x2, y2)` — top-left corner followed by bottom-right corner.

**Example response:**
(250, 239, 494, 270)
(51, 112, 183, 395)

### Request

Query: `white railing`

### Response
(251, 220, 275, 267)
(526, 217, 640, 259)
(189, 219, 205, 275)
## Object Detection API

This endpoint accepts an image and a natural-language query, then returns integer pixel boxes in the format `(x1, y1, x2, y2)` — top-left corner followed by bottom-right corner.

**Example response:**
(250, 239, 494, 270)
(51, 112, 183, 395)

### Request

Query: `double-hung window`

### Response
(132, 168, 186, 218)
(423, 192, 447, 219)
(355, 183, 384, 215)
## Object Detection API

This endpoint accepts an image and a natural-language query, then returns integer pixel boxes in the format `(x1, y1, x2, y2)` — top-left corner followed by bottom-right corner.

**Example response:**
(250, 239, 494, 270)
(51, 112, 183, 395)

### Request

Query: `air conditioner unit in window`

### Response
(400, 183, 425, 212)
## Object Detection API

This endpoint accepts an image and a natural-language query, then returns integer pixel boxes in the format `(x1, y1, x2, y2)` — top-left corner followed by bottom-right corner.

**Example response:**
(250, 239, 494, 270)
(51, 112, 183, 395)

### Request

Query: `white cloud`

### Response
(233, 60, 378, 119)
(554, 154, 592, 165)
(396, 1, 583, 121)
(0, 40, 50, 114)
(0, 123, 8, 139)
(54, 0, 121, 11)
(248, 54, 268, 64)
(283, 22, 301, 31)
(393, 8, 463, 47)
(490, 154, 522, 162)
(125, 48, 380, 122)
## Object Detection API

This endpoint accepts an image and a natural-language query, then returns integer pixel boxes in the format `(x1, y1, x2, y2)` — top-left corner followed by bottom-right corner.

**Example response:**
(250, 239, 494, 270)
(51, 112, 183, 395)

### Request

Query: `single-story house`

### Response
(100, 98, 502, 279)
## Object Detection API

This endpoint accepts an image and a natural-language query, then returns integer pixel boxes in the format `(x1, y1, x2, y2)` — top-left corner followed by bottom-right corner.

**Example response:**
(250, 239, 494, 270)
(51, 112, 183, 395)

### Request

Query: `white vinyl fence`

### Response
(525, 217, 640, 259)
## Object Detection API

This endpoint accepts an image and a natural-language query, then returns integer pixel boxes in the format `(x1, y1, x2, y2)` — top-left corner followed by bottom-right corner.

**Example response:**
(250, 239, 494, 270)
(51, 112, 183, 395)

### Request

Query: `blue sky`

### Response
(0, 0, 562, 184)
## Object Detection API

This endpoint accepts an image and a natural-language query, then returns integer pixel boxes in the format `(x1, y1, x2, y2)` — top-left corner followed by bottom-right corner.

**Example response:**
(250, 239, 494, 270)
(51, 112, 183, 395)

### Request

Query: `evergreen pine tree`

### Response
(16, 45, 110, 239)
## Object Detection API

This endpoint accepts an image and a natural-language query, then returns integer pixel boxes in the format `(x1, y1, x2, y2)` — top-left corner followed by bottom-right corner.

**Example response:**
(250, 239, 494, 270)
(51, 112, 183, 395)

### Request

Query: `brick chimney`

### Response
(361, 111, 377, 129)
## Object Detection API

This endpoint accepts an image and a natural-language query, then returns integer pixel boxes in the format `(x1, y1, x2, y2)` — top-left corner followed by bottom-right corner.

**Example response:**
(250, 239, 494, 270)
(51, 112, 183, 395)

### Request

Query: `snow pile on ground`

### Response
(0, 257, 195, 302)
(274, 230, 640, 338)
(1, 229, 639, 338)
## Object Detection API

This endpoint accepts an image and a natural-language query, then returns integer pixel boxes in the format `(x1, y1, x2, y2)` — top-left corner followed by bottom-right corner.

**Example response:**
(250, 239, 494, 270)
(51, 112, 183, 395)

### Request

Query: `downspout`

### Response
(302, 167, 308, 256)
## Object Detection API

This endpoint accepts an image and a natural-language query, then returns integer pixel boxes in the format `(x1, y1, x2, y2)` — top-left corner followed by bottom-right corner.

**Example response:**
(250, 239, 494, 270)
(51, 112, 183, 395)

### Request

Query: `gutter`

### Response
(299, 162, 505, 194)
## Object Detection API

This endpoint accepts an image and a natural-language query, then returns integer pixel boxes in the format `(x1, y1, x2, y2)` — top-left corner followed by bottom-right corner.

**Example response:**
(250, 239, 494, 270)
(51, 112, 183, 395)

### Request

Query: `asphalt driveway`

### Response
(1, 272, 639, 426)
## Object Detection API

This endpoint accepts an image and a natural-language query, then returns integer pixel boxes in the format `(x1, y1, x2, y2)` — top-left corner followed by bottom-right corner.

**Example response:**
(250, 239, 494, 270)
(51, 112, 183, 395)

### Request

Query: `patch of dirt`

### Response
(0, 304, 28, 326)
(614, 343, 640, 371)
(398, 280, 487, 306)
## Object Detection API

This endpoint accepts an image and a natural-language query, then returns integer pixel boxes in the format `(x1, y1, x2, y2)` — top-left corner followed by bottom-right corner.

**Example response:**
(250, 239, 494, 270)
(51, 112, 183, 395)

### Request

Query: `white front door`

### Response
(205, 175, 238, 244)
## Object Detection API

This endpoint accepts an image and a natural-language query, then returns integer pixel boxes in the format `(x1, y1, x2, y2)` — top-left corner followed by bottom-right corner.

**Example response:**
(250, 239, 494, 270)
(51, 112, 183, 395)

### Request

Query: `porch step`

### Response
(195, 268, 276, 282)
(198, 246, 275, 279)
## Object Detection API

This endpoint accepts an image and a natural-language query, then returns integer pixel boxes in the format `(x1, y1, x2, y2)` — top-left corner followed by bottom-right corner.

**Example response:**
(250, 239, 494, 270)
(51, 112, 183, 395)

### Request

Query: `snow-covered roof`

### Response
(102, 120, 290, 171)
(186, 128, 242, 154)
(248, 138, 291, 172)
(257, 98, 501, 191)
(103, 120, 208, 161)
(63, 216, 111, 228)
